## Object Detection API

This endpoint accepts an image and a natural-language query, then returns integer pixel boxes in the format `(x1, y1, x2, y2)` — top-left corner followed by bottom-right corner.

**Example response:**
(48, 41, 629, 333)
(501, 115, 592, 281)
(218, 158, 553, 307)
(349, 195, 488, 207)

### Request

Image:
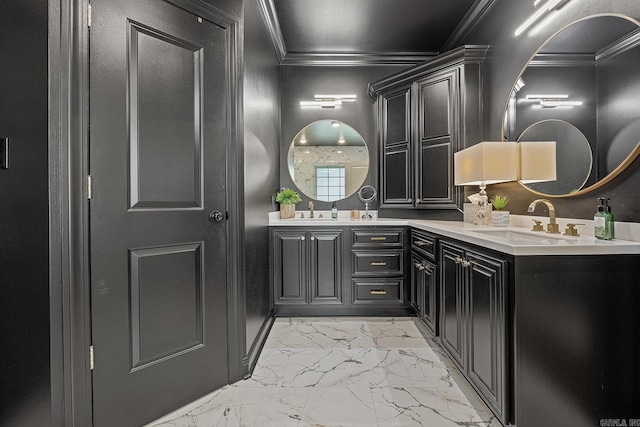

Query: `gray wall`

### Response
(280, 65, 407, 211)
(0, 1, 51, 425)
(243, 0, 280, 361)
(458, 0, 640, 222)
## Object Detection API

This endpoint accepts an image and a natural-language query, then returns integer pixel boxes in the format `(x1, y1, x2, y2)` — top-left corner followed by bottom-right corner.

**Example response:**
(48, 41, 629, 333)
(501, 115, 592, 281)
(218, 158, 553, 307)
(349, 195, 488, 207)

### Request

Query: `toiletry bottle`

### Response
(331, 202, 338, 219)
(594, 197, 614, 240)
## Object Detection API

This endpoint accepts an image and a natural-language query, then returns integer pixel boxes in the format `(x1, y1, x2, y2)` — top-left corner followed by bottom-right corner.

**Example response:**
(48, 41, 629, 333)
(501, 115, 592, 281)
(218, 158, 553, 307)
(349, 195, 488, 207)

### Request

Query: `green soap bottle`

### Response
(594, 197, 614, 240)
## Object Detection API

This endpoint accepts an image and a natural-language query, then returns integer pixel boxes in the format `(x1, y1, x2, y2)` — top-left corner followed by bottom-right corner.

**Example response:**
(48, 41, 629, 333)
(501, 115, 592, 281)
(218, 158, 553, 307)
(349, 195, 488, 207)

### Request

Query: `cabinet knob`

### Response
(408, 198, 412, 203)
(301, 236, 305, 241)
(311, 236, 315, 240)
(454, 256, 463, 264)
(461, 259, 471, 268)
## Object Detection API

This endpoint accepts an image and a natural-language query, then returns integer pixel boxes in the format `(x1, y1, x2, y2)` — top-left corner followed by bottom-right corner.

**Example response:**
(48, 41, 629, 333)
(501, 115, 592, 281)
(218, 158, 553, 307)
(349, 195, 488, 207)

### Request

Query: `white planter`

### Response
(491, 210, 510, 227)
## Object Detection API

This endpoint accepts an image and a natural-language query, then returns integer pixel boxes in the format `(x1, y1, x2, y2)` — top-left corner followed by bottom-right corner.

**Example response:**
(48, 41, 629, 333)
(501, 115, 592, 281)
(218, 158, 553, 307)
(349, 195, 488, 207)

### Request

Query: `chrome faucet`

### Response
(309, 201, 314, 218)
(527, 199, 559, 234)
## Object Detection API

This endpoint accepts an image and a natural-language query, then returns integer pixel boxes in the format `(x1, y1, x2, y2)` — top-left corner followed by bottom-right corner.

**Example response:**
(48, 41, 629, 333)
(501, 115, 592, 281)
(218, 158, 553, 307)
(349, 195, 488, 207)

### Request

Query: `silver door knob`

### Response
(209, 210, 225, 222)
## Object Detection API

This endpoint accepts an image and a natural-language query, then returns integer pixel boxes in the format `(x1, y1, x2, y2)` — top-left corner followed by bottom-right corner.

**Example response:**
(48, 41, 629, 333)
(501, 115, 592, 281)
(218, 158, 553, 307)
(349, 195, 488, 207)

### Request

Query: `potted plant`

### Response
(275, 188, 302, 219)
(490, 195, 510, 227)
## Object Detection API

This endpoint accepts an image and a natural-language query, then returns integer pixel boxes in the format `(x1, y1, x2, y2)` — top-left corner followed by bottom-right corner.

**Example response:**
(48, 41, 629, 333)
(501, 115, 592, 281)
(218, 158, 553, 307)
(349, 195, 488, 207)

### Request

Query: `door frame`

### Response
(49, 0, 245, 424)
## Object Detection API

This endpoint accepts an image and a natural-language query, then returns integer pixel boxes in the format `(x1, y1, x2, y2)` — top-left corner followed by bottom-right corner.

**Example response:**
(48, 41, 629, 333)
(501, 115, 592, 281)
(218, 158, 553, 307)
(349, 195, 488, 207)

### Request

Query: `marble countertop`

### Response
(269, 211, 640, 256)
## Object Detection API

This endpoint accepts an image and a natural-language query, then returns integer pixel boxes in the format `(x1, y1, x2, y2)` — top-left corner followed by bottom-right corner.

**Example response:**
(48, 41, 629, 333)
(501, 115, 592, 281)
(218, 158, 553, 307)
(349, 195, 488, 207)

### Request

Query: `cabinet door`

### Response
(380, 89, 413, 206)
(414, 70, 460, 209)
(309, 230, 343, 305)
(421, 258, 437, 336)
(272, 230, 307, 305)
(439, 242, 465, 370)
(410, 253, 425, 315)
(466, 250, 508, 421)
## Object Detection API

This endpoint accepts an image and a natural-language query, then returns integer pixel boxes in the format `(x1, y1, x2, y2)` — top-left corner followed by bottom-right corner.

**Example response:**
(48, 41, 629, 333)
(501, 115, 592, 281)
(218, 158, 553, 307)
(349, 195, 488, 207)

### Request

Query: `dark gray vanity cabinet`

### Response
(369, 45, 488, 210)
(410, 229, 438, 336)
(439, 240, 509, 424)
(272, 228, 344, 309)
(271, 226, 412, 316)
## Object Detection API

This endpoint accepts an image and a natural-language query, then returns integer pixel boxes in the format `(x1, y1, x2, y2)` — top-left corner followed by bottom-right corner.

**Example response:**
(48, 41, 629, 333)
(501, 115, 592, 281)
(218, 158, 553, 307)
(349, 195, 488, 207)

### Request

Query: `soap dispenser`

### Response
(331, 201, 338, 219)
(594, 197, 614, 240)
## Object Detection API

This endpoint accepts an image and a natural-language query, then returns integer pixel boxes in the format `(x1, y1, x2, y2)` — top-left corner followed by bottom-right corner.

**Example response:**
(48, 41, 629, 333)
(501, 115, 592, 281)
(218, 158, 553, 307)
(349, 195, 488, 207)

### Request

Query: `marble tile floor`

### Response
(147, 317, 499, 427)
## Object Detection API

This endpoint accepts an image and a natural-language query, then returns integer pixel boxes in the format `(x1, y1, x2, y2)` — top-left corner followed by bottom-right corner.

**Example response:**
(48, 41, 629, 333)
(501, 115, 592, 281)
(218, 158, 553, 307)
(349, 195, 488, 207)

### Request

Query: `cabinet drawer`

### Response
(352, 229, 403, 247)
(353, 278, 403, 303)
(411, 229, 437, 259)
(352, 250, 403, 276)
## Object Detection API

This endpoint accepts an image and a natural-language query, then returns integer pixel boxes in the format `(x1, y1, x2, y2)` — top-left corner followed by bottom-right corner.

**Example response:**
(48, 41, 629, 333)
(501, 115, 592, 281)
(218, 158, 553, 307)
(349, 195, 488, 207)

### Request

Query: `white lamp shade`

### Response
(518, 141, 557, 183)
(454, 141, 518, 185)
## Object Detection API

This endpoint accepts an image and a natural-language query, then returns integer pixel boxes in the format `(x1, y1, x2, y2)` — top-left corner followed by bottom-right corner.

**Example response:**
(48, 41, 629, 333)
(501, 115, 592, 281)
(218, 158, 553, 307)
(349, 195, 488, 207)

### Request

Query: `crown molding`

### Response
(281, 52, 437, 66)
(256, 0, 286, 63)
(441, 0, 496, 52)
(256, 0, 493, 66)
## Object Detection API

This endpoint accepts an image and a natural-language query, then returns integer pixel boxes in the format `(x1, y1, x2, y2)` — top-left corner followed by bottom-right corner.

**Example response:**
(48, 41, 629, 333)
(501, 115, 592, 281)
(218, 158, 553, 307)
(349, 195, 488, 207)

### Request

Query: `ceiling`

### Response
(257, 0, 495, 65)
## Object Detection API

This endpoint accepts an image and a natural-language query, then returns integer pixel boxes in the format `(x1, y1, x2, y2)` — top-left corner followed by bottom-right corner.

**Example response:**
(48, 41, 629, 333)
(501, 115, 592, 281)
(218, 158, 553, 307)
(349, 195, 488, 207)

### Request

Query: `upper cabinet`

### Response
(369, 46, 489, 210)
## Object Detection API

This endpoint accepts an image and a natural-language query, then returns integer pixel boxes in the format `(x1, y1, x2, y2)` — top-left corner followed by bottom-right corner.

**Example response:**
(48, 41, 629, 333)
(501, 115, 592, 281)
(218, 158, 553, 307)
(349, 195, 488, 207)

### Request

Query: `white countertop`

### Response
(269, 211, 640, 256)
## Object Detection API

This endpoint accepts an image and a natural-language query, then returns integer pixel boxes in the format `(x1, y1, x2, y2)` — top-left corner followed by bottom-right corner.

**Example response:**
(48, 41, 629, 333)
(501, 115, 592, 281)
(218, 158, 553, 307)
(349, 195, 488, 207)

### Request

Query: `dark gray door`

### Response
(89, 0, 229, 425)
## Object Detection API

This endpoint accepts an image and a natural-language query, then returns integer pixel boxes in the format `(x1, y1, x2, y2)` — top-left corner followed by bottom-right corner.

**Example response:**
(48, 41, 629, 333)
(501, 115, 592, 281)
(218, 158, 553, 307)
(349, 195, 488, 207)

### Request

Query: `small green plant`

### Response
(275, 188, 302, 205)
(490, 195, 508, 211)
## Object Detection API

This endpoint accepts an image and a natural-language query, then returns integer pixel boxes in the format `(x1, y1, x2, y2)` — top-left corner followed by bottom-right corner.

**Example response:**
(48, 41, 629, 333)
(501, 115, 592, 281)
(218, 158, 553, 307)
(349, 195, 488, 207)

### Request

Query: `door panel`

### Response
(129, 21, 203, 208)
(89, 0, 229, 425)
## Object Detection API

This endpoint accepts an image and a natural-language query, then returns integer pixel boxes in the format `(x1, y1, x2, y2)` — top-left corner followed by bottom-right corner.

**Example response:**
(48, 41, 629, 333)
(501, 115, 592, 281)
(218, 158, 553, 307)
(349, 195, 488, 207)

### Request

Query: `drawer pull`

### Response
(370, 290, 387, 295)
(370, 261, 387, 266)
(370, 236, 387, 241)
(415, 240, 432, 247)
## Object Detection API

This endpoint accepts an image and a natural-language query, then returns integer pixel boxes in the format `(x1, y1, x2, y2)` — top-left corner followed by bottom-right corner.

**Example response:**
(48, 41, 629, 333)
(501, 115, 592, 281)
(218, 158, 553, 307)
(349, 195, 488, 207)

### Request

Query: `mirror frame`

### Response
(503, 13, 640, 198)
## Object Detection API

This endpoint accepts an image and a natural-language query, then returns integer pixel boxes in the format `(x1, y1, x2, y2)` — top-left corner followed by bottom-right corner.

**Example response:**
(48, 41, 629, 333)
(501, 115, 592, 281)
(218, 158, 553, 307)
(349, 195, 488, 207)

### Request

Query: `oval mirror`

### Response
(503, 14, 640, 197)
(287, 120, 369, 202)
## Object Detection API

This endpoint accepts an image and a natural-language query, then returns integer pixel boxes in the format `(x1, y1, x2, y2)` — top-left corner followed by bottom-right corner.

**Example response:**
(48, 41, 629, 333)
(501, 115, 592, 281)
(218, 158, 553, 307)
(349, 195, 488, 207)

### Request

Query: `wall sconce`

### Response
(515, 0, 570, 36)
(525, 94, 582, 108)
(454, 142, 518, 225)
(518, 140, 557, 183)
(299, 94, 357, 109)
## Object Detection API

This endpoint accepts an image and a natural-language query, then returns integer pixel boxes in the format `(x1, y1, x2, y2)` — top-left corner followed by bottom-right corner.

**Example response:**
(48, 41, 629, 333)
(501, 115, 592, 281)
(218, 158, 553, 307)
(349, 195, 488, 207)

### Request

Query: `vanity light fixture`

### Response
(514, 0, 569, 36)
(525, 94, 582, 108)
(454, 141, 518, 225)
(299, 95, 357, 109)
(526, 94, 568, 100)
(539, 100, 583, 107)
(315, 94, 357, 103)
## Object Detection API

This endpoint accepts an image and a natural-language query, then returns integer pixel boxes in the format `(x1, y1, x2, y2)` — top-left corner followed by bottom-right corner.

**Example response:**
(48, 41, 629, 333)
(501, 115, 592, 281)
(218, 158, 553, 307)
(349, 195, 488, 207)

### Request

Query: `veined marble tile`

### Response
(281, 348, 416, 388)
(147, 317, 499, 427)
(300, 387, 377, 427)
(216, 387, 308, 427)
(371, 386, 497, 427)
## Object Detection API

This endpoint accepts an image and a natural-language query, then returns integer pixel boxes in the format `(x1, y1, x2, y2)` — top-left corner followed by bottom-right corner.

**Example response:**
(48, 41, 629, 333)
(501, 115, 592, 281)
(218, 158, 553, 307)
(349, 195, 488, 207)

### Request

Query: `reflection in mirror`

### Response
(287, 120, 369, 202)
(518, 120, 591, 194)
(503, 14, 640, 196)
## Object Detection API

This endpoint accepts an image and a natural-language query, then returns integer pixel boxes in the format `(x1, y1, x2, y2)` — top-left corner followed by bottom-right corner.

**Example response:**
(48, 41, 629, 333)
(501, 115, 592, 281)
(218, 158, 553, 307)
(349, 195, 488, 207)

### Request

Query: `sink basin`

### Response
(471, 228, 574, 244)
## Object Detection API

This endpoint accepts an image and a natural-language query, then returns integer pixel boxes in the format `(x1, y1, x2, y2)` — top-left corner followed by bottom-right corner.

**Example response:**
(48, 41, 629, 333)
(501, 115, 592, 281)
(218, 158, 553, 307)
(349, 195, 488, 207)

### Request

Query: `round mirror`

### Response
(518, 120, 592, 195)
(287, 120, 369, 202)
(503, 14, 640, 197)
